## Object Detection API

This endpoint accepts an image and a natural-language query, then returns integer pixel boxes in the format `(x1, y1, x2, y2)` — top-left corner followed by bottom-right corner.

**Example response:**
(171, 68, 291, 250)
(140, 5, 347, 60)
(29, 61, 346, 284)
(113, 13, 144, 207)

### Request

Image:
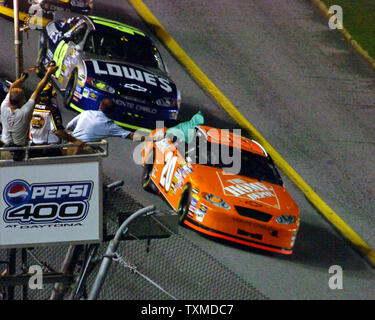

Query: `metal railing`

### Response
(0, 140, 108, 161)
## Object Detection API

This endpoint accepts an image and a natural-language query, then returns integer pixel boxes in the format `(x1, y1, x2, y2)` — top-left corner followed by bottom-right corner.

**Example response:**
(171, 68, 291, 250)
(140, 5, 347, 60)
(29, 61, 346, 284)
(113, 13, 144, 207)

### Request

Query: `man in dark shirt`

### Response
(29, 82, 84, 157)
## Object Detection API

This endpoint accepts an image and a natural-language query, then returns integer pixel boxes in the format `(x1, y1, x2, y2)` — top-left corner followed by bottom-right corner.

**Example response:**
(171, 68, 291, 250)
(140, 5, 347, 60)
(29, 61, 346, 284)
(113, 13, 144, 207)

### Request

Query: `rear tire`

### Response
(65, 70, 78, 110)
(142, 149, 158, 193)
(177, 184, 192, 225)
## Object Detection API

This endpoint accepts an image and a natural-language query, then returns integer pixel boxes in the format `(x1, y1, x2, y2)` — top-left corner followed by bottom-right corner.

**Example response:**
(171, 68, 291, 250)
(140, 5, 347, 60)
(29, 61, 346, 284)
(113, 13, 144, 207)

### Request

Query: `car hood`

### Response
(189, 165, 299, 215)
(83, 59, 178, 99)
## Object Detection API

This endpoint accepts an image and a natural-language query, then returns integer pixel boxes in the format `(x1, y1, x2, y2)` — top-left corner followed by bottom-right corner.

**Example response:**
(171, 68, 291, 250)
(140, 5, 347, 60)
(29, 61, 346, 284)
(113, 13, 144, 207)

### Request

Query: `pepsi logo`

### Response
(5, 181, 31, 206)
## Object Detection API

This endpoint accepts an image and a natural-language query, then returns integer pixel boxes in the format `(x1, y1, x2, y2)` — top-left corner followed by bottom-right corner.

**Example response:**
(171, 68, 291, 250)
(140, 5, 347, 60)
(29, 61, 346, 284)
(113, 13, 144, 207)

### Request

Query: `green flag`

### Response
(165, 111, 204, 143)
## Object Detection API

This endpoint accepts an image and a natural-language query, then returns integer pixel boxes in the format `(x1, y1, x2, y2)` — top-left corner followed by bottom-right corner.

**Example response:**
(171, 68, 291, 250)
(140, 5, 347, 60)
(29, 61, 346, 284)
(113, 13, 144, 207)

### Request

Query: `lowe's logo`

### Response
(91, 60, 173, 93)
(3, 180, 93, 225)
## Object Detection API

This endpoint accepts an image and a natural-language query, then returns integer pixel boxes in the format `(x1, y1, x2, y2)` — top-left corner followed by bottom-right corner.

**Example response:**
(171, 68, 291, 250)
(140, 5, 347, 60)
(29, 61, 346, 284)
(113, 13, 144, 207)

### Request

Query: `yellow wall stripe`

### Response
(129, 0, 375, 265)
(310, 0, 375, 70)
(0, 5, 50, 27)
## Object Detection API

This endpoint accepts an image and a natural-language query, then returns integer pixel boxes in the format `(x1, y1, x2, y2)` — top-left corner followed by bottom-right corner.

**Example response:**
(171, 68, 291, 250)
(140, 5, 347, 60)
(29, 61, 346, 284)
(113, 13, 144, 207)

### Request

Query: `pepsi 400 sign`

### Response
(4, 180, 92, 224)
(0, 161, 101, 248)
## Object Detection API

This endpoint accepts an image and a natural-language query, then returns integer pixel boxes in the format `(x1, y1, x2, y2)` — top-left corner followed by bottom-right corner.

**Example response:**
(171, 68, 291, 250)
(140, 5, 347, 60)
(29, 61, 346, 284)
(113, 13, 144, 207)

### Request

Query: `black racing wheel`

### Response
(177, 183, 192, 225)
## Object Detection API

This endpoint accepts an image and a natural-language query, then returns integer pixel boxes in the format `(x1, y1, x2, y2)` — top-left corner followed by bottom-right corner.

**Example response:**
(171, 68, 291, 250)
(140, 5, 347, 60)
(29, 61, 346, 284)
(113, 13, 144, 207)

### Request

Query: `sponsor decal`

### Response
(242, 200, 263, 208)
(3, 180, 93, 225)
(135, 105, 157, 115)
(178, 162, 193, 179)
(199, 204, 208, 213)
(171, 177, 181, 192)
(82, 88, 90, 98)
(190, 197, 198, 208)
(173, 169, 184, 190)
(196, 204, 208, 223)
(124, 83, 148, 92)
(187, 205, 196, 217)
(89, 92, 97, 100)
(169, 183, 176, 195)
(31, 115, 45, 129)
(91, 61, 173, 93)
(113, 99, 157, 115)
(217, 174, 280, 209)
(75, 85, 83, 94)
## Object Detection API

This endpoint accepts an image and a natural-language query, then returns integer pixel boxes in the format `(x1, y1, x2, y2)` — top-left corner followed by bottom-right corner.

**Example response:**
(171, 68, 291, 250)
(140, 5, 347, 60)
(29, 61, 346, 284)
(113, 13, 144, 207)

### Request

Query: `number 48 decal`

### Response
(160, 151, 178, 192)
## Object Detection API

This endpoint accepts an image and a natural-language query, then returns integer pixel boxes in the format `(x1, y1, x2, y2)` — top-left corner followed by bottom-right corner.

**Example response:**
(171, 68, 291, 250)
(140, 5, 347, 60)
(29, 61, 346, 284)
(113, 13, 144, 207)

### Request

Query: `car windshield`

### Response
(85, 30, 165, 72)
(182, 140, 283, 186)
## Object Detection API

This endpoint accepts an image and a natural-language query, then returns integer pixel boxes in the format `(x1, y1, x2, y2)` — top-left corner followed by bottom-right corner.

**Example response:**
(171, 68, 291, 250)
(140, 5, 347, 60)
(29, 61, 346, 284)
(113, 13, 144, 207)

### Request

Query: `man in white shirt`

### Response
(1, 64, 58, 160)
(66, 99, 145, 142)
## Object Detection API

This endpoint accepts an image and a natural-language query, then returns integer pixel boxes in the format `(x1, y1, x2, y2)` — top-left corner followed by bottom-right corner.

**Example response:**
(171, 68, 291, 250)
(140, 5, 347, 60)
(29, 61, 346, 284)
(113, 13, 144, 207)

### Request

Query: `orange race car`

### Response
(141, 125, 300, 254)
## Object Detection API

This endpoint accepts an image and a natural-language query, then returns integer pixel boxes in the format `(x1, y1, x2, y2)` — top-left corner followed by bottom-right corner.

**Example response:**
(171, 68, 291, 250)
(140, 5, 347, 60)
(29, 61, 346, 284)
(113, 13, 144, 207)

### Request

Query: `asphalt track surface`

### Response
(1, 0, 375, 299)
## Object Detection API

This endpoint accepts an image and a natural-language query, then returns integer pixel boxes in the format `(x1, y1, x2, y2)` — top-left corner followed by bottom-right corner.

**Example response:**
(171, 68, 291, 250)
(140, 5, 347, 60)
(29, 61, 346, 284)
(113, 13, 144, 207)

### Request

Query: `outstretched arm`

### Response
(127, 132, 146, 142)
(9, 66, 38, 90)
(30, 64, 58, 102)
(9, 72, 28, 91)
(55, 129, 85, 147)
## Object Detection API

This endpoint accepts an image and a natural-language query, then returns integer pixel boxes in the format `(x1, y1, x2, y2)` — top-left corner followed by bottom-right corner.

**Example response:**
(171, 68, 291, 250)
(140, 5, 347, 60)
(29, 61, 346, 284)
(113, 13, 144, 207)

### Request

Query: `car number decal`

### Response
(53, 40, 69, 79)
(160, 151, 178, 192)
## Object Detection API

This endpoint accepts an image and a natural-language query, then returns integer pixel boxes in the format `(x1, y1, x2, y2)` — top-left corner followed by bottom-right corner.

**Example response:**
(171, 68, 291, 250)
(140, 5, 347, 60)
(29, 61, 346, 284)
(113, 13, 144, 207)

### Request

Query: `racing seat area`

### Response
(167, 126, 220, 166)
(99, 36, 123, 60)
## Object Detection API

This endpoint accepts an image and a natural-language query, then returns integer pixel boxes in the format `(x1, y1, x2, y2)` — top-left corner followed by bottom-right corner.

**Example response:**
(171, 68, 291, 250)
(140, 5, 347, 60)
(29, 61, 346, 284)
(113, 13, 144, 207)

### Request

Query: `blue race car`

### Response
(37, 15, 181, 130)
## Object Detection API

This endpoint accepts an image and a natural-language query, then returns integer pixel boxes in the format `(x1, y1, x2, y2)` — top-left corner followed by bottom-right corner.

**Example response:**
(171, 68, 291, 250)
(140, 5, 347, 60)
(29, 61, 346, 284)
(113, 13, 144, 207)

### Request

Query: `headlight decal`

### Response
(155, 97, 177, 107)
(275, 215, 296, 225)
(203, 193, 231, 210)
(87, 78, 115, 94)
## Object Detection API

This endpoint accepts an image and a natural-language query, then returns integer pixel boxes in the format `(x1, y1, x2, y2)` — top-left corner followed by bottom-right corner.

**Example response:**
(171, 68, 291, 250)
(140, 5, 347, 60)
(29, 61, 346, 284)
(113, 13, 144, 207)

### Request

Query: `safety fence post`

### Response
(88, 205, 156, 300)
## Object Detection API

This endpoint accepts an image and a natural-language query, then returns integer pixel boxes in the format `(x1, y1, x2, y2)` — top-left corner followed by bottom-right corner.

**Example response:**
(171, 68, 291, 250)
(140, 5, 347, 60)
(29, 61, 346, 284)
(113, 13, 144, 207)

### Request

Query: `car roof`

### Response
(197, 125, 268, 157)
(87, 15, 147, 38)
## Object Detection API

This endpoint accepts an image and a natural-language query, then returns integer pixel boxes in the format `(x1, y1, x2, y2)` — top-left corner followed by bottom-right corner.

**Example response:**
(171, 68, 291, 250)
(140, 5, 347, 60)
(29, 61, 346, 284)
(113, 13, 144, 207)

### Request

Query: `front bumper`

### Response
(186, 203, 299, 255)
(72, 86, 179, 130)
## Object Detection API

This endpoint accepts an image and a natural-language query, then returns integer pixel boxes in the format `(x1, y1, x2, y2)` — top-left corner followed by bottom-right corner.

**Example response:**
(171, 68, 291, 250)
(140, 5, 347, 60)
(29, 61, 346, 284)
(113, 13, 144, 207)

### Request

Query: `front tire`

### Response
(177, 184, 192, 225)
